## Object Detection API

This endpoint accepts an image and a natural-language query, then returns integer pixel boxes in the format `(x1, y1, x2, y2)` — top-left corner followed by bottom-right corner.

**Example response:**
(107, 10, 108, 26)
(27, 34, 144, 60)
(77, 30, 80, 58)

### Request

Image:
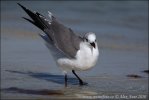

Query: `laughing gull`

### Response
(18, 3, 99, 86)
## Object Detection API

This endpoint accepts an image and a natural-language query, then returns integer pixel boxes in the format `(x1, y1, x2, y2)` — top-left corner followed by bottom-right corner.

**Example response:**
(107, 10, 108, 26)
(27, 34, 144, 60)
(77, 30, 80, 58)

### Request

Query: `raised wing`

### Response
(18, 3, 83, 58)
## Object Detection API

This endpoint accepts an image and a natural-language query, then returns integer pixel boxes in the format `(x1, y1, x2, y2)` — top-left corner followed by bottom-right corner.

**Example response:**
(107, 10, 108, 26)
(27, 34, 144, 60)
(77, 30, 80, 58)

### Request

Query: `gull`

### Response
(18, 3, 99, 86)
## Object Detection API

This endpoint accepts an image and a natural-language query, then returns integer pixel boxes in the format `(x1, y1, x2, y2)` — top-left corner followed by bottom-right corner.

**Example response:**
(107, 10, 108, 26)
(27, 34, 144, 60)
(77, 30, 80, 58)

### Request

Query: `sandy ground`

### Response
(1, 1, 148, 99)
(1, 37, 148, 99)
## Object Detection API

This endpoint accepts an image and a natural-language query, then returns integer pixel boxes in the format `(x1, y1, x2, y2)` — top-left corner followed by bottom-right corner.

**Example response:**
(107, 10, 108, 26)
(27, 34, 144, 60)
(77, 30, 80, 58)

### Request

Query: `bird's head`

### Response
(83, 32, 97, 49)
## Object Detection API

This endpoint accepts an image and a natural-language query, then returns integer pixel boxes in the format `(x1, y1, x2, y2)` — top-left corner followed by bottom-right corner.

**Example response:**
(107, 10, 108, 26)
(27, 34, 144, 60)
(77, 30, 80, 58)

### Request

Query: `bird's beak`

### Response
(90, 42, 95, 48)
(90, 42, 96, 55)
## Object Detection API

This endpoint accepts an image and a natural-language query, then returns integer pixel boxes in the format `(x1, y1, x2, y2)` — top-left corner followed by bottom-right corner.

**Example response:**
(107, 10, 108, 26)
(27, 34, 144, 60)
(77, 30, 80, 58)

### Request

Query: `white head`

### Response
(83, 32, 97, 49)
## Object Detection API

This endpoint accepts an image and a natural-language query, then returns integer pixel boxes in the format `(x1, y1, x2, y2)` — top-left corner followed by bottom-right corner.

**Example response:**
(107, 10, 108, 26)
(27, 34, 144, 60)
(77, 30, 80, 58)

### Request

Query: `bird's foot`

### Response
(79, 81, 88, 86)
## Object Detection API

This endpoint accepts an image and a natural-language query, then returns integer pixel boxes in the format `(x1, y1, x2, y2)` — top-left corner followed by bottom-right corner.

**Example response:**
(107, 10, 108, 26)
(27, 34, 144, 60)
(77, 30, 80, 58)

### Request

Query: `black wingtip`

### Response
(18, 3, 51, 32)
(17, 3, 21, 6)
(17, 3, 27, 11)
(22, 17, 33, 23)
(22, 17, 41, 29)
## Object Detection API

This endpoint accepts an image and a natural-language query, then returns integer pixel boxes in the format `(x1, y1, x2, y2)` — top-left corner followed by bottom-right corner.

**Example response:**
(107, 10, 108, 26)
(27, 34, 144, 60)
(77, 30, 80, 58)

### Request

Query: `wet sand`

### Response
(1, 37, 148, 99)
(1, 1, 148, 99)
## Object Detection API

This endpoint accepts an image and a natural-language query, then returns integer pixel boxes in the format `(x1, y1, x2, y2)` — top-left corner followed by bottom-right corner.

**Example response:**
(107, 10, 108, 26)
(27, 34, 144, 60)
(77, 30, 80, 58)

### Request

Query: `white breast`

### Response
(57, 42, 99, 71)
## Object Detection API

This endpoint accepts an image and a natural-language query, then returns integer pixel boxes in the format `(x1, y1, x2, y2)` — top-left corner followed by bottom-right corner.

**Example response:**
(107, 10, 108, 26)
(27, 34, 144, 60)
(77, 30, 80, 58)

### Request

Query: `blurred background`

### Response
(1, 1, 148, 99)
(1, 1, 148, 50)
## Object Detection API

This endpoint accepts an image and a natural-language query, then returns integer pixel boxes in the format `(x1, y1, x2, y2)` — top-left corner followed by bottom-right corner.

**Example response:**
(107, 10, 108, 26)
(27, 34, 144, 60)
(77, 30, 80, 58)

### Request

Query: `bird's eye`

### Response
(86, 38, 88, 42)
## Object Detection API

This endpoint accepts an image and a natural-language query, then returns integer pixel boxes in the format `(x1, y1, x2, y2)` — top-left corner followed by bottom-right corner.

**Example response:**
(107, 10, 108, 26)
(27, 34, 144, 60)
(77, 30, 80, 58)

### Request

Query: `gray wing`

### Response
(18, 3, 83, 58)
(47, 19, 83, 58)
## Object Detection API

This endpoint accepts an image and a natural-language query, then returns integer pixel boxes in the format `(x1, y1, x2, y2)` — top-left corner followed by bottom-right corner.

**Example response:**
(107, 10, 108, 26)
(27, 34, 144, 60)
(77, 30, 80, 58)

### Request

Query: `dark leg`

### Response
(65, 74, 67, 87)
(72, 70, 84, 85)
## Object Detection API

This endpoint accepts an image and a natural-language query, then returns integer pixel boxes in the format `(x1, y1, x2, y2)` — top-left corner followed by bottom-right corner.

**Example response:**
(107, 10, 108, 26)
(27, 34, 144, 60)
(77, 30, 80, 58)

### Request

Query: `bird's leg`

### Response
(72, 70, 84, 85)
(65, 74, 67, 87)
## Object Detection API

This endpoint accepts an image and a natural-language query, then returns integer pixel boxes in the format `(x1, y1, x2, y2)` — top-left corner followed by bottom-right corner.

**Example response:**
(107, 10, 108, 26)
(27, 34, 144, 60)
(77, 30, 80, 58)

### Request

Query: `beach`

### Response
(1, 1, 148, 99)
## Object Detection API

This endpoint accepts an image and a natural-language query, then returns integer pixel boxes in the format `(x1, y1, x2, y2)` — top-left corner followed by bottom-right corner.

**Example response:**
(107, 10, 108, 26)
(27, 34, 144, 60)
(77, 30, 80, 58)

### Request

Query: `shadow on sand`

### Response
(2, 70, 84, 96)
(5, 70, 79, 85)
(2, 87, 64, 96)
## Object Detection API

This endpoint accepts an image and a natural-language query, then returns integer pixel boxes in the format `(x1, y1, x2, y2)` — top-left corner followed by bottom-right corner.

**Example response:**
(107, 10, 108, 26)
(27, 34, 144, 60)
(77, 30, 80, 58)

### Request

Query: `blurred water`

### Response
(1, 1, 148, 99)
(1, 1, 148, 51)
